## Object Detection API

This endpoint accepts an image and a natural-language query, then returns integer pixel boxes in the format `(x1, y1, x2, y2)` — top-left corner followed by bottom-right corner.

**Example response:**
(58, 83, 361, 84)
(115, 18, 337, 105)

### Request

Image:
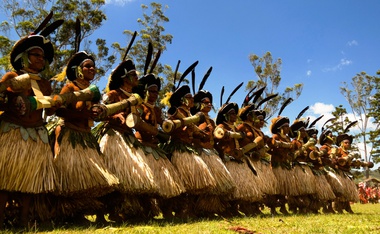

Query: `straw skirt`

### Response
(313, 172, 336, 201)
(246, 158, 279, 196)
(199, 150, 236, 195)
(99, 129, 158, 194)
(171, 150, 216, 195)
(143, 150, 185, 198)
(53, 127, 118, 198)
(272, 165, 299, 196)
(337, 170, 359, 202)
(0, 121, 56, 193)
(325, 170, 345, 197)
(292, 164, 317, 195)
(225, 158, 262, 202)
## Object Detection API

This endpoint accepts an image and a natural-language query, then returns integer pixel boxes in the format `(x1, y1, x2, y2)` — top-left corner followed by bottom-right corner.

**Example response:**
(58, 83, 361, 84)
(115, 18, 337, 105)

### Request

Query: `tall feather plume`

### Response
(250, 86, 266, 107)
(33, 11, 53, 35)
(175, 60, 198, 90)
(321, 117, 335, 132)
(256, 93, 278, 108)
(198, 66, 212, 91)
(226, 82, 243, 104)
(308, 115, 324, 129)
(143, 42, 153, 75)
(344, 120, 358, 133)
(242, 86, 257, 107)
(40, 19, 64, 37)
(122, 31, 137, 61)
(191, 68, 196, 94)
(278, 98, 293, 116)
(74, 18, 81, 53)
(149, 50, 161, 74)
(220, 86, 225, 107)
(296, 106, 309, 120)
(172, 60, 181, 91)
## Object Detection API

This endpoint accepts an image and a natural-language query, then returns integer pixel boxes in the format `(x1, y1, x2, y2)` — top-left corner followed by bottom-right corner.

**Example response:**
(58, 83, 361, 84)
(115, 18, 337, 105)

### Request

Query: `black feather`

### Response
(296, 106, 309, 120)
(256, 93, 278, 108)
(344, 120, 358, 133)
(250, 86, 266, 107)
(226, 82, 243, 104)
(278, 98, 293, 116)
(191, 68, 196, 94)
(199, 66, 212, 91)
(40, 19, 64, 37)
(242, 86, 257, 107)
(220, 86, 225, 107)
(321, 117, 335, 132)
(176, 60, 199, 90)
(308, 115, 324, 128)
(149, 50, 161, 74)
(172, 60, 181, 91)
(33, 11, 53, 35)
(144, 42, 153, 75)
(122, 31, 137, 61)
(74, 18, 81, 53)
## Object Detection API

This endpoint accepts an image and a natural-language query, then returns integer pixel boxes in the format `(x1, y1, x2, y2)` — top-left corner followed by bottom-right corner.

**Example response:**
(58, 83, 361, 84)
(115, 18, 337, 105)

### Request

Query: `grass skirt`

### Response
(313, 173, 336, 201)
(337, 170, 359, 202)
(144, 152, 186, 198)
(195, 195, 229, 214)
(247, 158, 279, 196)
(199, 151, 236, 195)
(99, 129, 158, 194)
(54, 128, 118, 198)
(325, 170, 345, 197)
(225, 158, 262, 202)
(292, 164, 317, 195)
(272, 165, 299, 196)
(0, 125, 56, 193)
(171, 150, 216, 195)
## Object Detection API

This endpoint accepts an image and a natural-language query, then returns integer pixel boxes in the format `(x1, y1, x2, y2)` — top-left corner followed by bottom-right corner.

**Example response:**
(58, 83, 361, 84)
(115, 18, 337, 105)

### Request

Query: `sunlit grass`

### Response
(4, 203, 380, 234)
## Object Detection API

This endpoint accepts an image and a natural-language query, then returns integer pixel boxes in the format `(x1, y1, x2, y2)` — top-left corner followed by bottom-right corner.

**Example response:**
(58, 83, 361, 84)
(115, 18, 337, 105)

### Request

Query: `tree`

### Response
(329, 105, 359, 151)
(110, 2, 176, 108)
(247, 52, 303, 120)
(368, 70, 380, 164)
(340, 71, 380, 177)
(0, 0, 116, 92)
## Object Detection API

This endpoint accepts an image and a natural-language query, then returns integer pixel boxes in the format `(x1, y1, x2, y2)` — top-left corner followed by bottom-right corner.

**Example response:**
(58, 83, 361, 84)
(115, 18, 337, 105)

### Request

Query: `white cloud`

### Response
(322, 58, 353, 72)
(309, 102, 335, 115)
(306, 70, 311, 76)
(347, 40, 358, 46)
(105, 0, 135, 5)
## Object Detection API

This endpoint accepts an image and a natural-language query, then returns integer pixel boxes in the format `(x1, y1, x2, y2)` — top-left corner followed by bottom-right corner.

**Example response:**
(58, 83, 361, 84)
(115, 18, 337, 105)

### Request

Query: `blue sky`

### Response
(96, 1, 380, 131)
(1, 0, 380, 154)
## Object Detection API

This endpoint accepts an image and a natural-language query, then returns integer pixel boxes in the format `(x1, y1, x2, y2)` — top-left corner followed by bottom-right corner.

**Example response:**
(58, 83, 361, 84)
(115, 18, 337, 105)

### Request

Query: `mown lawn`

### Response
(5, 203, 380, 234)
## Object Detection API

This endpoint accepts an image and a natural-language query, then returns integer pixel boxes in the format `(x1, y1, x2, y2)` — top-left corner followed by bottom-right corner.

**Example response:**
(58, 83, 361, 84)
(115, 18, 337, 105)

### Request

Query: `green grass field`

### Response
(9, 203, 379, 234)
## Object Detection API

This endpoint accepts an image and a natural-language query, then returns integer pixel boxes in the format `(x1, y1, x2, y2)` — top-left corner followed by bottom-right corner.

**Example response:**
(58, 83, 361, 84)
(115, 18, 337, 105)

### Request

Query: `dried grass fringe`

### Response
(272, 166, 299, 196)
(116, 195, 143, 215)
(225, 160, 262, 202)
(54, 129, 118, 197)
(313, 174, 336, 200)
(0, 128, 56, 193)
(247, 158, 279, 195)
(195, 195, 228, 213)
(171, 151, 216, 195)
(53, 196, 103, 217)
(99, 130, 158, 194)
(337, 170, 359, 202)
(325, 171, 345, 197)
(292, 164, 317, 195)
(145, 153, 186, 198)
(200, 153, 236, 195)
